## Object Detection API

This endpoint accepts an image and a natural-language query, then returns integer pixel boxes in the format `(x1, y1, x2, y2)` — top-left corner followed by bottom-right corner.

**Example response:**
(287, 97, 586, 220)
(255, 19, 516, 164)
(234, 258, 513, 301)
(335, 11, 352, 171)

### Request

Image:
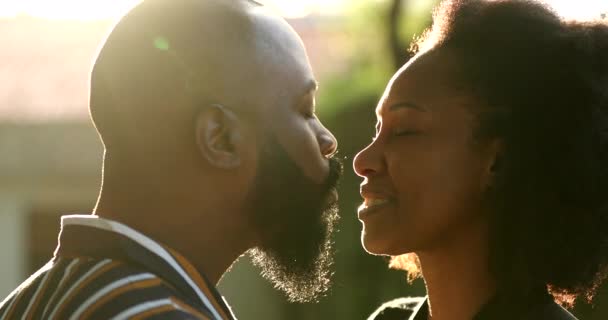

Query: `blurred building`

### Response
(0, 17, 107, 297)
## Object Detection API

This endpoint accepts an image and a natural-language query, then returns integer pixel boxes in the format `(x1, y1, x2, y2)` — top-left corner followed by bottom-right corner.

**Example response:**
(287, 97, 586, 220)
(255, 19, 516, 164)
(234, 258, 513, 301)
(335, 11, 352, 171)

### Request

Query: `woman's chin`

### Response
(361, 234, 409, 256)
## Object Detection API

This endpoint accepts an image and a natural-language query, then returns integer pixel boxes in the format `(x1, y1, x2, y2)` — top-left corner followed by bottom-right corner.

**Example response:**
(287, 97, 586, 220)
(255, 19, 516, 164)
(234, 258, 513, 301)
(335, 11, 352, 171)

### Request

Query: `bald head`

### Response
(90, 0, 313, 153)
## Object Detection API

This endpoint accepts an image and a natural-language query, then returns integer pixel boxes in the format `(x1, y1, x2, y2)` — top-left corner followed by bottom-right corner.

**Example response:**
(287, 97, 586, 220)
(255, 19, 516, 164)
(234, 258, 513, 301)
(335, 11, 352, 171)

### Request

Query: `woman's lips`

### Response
(359, 184, 396, 219)
(358, 198, 394, 219)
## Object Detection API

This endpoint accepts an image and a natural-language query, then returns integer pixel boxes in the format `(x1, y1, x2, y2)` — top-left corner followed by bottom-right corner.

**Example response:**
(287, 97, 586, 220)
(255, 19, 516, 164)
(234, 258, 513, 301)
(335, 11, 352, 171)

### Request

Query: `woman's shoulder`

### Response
(522, 300, 578, 320)
(367, 296, 426, 320)
(366, 294, 578, 320)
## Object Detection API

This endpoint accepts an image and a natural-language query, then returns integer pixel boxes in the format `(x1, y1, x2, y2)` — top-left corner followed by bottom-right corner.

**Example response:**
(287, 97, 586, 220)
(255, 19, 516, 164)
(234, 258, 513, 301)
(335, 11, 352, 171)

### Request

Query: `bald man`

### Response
(0, 0, 341, 319)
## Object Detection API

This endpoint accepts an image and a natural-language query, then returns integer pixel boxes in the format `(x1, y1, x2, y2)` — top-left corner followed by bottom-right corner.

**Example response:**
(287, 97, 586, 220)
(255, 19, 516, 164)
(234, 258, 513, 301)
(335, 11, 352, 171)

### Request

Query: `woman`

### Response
(353, 0, 608, 319)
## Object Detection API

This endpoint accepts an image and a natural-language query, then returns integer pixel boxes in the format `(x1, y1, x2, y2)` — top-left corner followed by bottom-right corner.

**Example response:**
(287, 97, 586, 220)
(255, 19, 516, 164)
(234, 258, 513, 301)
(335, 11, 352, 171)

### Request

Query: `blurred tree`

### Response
(224, 0, 608, 318)
(388, 0, 411, 69)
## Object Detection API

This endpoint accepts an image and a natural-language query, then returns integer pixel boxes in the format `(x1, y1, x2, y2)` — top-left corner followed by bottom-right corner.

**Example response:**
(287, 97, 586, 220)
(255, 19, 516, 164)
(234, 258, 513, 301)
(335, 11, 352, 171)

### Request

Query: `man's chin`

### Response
(245, 134, 342, 302)
(248, 204, 339, 303)
(323, 187, 339, 209)
(248, 241, 335, 303)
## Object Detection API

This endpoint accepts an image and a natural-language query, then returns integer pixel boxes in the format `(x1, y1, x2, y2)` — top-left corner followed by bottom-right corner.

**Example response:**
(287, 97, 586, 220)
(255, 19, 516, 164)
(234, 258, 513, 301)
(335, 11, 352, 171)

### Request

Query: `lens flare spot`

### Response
(153, 37, 170, 51)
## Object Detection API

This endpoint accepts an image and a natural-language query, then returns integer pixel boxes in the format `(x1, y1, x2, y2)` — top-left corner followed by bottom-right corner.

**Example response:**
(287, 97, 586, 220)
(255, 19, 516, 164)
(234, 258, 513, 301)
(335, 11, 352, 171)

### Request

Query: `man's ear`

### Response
(195, 104, 243, 169)
(481, 139, 504, 190)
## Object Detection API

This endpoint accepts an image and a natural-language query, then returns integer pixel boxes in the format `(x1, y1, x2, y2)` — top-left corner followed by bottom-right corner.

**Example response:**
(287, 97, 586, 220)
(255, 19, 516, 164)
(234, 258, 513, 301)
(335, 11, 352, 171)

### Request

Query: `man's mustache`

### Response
(325, 157, 344, 190)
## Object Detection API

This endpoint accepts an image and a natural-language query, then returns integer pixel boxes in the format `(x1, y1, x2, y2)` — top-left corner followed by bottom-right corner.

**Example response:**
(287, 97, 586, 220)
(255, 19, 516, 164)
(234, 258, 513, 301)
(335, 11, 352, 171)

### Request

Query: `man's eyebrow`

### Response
(388, 101, 428, 112)
(296, 80, 318, 108)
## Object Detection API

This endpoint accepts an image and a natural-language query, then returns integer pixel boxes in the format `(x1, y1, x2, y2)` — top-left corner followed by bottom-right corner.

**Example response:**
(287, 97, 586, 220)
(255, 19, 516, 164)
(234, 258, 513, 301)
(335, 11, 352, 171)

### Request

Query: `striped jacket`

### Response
(0, 215, 236, 320)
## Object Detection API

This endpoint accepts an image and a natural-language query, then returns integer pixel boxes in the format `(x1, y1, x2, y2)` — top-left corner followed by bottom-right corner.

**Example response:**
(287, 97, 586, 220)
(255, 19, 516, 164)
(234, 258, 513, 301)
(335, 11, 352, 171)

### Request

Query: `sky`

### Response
(0, 0, 605, 20)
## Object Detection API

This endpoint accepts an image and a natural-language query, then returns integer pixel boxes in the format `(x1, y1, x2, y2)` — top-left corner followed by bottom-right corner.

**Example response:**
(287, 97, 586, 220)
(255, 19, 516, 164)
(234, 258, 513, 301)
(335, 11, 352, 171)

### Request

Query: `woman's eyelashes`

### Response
(393, 129, 421, 136)
(371, 128, 421, 143)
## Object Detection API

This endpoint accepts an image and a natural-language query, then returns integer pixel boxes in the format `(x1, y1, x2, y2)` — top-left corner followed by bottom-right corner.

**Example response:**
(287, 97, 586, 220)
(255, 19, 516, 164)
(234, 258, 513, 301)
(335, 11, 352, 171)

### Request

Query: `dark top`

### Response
(369, 289, 578, 320)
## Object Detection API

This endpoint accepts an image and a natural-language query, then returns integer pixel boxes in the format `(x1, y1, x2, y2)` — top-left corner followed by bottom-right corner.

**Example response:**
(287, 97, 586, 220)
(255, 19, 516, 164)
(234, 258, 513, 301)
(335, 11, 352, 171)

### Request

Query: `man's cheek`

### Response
(292, 145, 326, 184)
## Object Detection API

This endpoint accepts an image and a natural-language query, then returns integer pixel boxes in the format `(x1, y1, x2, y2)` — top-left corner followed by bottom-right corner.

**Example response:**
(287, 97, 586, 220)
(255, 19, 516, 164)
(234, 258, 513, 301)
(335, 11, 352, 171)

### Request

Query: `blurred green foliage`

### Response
(221, 0, 608, 318)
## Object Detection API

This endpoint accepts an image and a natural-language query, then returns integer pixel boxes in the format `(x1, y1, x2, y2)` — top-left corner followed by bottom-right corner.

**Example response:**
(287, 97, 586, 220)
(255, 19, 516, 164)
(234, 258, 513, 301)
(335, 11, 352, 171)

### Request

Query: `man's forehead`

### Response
(242, 9, 315, 104)
(208, 2, 314, 103)
(182, 0, 314, 115)
(250, 9, 308, 57)
(277, 78, 318, 111)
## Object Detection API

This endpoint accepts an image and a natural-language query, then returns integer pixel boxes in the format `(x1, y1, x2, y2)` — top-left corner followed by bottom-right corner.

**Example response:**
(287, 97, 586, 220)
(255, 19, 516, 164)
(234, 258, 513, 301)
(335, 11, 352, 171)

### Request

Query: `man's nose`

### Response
(318, 126, 338, 158)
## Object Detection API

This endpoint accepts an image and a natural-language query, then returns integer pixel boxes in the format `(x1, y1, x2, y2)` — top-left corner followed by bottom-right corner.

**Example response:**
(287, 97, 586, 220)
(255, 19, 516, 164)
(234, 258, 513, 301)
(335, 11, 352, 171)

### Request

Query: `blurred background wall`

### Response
(1, 0, 607, 319)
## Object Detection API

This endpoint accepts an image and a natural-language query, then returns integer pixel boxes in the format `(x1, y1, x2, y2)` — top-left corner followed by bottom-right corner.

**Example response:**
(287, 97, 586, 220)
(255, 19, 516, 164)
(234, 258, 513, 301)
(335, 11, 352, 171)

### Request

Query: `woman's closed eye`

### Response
(394, 129, 421, 136)
(371, 128, 421, 142)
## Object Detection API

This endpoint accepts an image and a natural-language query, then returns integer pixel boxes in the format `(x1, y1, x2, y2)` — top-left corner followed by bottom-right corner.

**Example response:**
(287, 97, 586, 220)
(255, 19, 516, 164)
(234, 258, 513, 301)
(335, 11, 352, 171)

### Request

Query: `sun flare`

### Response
(0, 0, 348, 20)
(0, 0, 140, 20)
(0, 0, 604, 21)
(550, 0, 608, 20)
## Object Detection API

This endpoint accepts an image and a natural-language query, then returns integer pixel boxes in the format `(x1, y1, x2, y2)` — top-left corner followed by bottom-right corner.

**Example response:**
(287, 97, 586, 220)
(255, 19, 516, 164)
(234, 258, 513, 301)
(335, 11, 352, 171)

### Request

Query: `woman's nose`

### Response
(353, 141, 382, 178)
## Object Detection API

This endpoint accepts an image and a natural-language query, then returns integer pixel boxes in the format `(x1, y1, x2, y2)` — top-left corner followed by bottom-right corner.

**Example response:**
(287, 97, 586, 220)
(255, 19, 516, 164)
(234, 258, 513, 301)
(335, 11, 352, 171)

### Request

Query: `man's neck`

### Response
(418, 221, 495, 320)
(94, 187, 253, 285)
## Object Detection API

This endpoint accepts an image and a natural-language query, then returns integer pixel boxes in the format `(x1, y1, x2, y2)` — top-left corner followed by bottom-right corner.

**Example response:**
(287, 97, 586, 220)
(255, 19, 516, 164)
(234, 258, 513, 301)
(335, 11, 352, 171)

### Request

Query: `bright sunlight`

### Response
(0, 0, 348, 20)
(0, 0, 604, 20)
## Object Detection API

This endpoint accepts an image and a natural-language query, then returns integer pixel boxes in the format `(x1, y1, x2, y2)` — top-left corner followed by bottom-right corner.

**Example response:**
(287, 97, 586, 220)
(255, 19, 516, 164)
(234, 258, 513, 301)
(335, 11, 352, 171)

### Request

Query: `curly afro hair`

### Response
(392, 0, 608, 307)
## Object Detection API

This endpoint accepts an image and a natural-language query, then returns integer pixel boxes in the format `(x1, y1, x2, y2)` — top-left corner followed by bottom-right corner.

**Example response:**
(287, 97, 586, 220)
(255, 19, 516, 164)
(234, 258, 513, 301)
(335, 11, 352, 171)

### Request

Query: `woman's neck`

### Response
(418, 220, 496, 320)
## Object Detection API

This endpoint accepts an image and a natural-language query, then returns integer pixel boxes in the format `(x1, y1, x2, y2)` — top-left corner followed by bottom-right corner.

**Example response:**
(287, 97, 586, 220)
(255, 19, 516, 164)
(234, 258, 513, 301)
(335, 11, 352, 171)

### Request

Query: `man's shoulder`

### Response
(367, 296, 426, 320)
(51, 257, 212, 319)
(0, 257, 212, 320)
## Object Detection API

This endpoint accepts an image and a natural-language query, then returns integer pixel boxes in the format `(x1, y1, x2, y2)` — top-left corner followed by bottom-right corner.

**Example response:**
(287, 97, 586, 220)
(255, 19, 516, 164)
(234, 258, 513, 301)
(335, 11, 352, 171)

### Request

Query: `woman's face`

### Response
(353, 51, 499, 256)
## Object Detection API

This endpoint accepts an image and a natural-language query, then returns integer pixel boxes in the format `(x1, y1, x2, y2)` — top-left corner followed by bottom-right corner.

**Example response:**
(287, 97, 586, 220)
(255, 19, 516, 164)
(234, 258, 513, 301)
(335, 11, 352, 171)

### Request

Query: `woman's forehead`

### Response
(398, 50, 458, 86)
(378, 50, 470, 112)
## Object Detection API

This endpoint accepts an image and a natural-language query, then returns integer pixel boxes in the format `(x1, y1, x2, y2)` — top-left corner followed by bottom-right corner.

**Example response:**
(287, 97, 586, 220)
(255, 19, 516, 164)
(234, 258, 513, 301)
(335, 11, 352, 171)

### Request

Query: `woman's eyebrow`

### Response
(376, 100, 428, 118)
(375, 100, 429, 133)
(389, 101, 428, 112)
